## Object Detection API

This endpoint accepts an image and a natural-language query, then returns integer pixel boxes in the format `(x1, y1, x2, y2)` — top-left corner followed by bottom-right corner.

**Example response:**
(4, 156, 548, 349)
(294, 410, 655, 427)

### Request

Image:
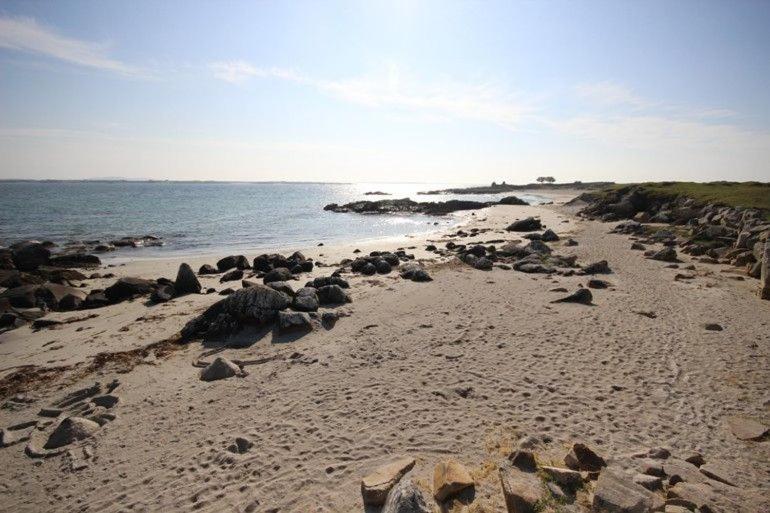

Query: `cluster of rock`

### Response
(198, 251, 314, 284)
(358, 438, 768, 512)
(323, 196, 528, 215)
(0, 379, 120, 465)
(182, 274, 350, 340)
(417, 181, 613, 195)
(338, 250, 431, 282)
(577, 186, 770, 299)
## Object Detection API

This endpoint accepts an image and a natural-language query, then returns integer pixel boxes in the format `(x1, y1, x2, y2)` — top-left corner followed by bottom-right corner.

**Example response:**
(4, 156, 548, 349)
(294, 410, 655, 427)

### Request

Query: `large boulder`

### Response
(182, 284, 291, 338)
(506, 217, 542, 232)
(198, 264, 219, 275)
(362, 457, 416, 506)
(104, 277, 156, 303)
(11, 241, 51, 272)
(498, 462, 543, 513)
(174, 263, 201, 295)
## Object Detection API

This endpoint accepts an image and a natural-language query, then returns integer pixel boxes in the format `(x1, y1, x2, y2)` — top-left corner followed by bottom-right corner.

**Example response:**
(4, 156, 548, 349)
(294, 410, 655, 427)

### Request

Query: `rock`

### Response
(698, 461, 737, 487)
(35, 266, 87, 284)
(582, 260, 611, 274)
(508, 450, 537, 472)
(499, 195, 529, 205)
(540, 466, 583, 488)
(219, 269, 244, 283)
(499, 462, 543, 513)
(683, 453, 705, 467)
(666, 480, 764, 513)
(174, 263, 201, 295)
(228, 436, 253, 454)
(263, 267, 293, 284)
(400, 263, 432, 282)
(277, 311, 313, 335)
(650, 247, 678, 262)
(361, 262, 377, 275)
(433, 460, 474, 502)
(524, 239, 551, 254)
(588, 279, 611, 289)
(11, 241, 51, 272)
(564, 443, 606, 471)
(44, 417, 100, 449)
(316, 284, 351, 305)
(760, 240, 770, 300)
(151, 285, 174, 303)
(182, 284, 291, 338)
(541, 229, 559, 242)
(565, 238, 578, 246)
(0, 283, 87, 310)
(292, 287, 319, 312)
(266, 281, 295, 297)
(663, 458, 706, 485)
(218, 288, 234, 296)
(198, 264, 218, 275)
(631, 242, 646, 250)
(551, 289, 593, 305)
(633, 473, 662, 491)
(199, 357, 242, 381)
(640, 459, 664, 477)
(361, 456, 416, 505)
(704, 323, 723, 331)
(592, 469, 664, 513)
(506, 217, 542, 232)
(725, 416, 768, 441)
(381, 479, 430, 513)
(104, 277, 156, 303)
(48, 253, 101, 268)
(474, 257, 493, 270)
(0, 249, 15, 270)
(216, 255, 250, 272)
(91, 394, 119, 408)
(82, 291, 109, 309)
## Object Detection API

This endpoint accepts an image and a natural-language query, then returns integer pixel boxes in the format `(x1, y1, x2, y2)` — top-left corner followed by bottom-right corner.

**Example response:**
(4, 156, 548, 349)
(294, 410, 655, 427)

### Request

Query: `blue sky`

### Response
(1, 0, 769, 183)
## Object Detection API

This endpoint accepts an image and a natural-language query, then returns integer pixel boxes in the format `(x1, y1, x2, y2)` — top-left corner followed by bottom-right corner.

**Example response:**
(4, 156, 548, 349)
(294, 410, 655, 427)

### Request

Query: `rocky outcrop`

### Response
(433, 460, 474, 502)
(324, 198, 493, 215)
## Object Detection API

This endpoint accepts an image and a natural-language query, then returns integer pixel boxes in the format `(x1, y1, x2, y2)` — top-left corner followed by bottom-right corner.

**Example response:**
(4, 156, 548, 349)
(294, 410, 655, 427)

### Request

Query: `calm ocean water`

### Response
(0, 181, 548, 259)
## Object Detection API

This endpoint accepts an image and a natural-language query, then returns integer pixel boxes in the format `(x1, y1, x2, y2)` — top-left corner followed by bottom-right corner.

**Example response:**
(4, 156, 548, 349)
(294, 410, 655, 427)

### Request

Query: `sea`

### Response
(0, 181, 549, 259)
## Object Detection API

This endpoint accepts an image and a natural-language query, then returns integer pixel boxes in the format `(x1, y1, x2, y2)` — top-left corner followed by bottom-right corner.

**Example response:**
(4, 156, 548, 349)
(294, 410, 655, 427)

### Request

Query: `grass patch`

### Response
(601, 181, 770, 220)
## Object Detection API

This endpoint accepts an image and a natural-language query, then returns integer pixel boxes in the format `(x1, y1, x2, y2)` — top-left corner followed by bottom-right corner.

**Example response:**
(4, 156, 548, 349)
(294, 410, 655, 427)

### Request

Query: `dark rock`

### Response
(506, 217, 542, 232)
(498, 195, 529, 205)
(581, 260, 611, 274)
(267, 281, 295, 296)
(551, 289, 593, 305)
(587, 279, 611, 289)
(564, 238, 578, 246)
(361, 263, 377, 276)
(182, 284, 291, 338)
(400, 263, 432, 282)
(293, 287, 319, 312)
(630, 242, 646, 250)
(704, 323, 723, 331)
(541, 229, 559, 242)
(263, 267, 293, 284)
(375, 260, 392, 274)
(317, 285, 351, 305)
(277, 311, 313, 334)
(564, 443, 606, 471)
(11, 241, 51, 272)
(650, 247, 678, 262)
(82, 291, 109, 309)
(151, 284, 174, 303)
(218, 288, 234, 296)
(59, 293, 83, 311)
(174, 263, 201, 295)
(44, 417, 101, 449)
(219, 269, 244, 283)
(104, 277, 156, 303)
(216, 255, 250, 272)
(48, 253, 101, 269)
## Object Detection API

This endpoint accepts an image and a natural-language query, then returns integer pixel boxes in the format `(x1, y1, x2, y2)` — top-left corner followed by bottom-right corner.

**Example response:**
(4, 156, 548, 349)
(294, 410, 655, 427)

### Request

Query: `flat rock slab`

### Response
(726, 416, 768, 441)
(699, 461, 737, 487)
(433, 460, 474, 502)
(361, 456, 416, 505)
(592, 469, 664, 513)
(499, 463, 543, 513)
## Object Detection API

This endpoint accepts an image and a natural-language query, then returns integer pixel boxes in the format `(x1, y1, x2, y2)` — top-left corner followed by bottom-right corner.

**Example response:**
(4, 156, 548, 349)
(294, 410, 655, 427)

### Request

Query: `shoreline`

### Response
(1, 187, 767, 512)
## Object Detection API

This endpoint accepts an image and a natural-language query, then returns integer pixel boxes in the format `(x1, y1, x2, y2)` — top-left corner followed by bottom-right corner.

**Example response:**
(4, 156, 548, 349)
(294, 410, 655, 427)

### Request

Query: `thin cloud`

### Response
(210, 62, 531, 128)
(575, 81, 653, 109)
(0, 15, 141, 76)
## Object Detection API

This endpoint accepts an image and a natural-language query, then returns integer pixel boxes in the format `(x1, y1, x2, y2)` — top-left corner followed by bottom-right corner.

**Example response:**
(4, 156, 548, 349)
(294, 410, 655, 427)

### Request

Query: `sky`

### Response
(1, 0, 769, 184)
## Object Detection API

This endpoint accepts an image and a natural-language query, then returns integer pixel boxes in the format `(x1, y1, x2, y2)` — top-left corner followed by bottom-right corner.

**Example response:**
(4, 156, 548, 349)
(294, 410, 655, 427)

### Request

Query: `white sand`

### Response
(0, 189, 767, 512)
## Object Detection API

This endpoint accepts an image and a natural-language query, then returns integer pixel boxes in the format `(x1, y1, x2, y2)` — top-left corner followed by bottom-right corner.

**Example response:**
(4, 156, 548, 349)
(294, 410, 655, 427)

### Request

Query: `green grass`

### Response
(601, 181, 770, 220)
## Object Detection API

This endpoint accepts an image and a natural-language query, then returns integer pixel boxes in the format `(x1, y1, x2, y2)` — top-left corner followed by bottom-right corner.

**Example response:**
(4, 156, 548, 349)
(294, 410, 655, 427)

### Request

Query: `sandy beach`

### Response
(0, 189, 768, 512)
